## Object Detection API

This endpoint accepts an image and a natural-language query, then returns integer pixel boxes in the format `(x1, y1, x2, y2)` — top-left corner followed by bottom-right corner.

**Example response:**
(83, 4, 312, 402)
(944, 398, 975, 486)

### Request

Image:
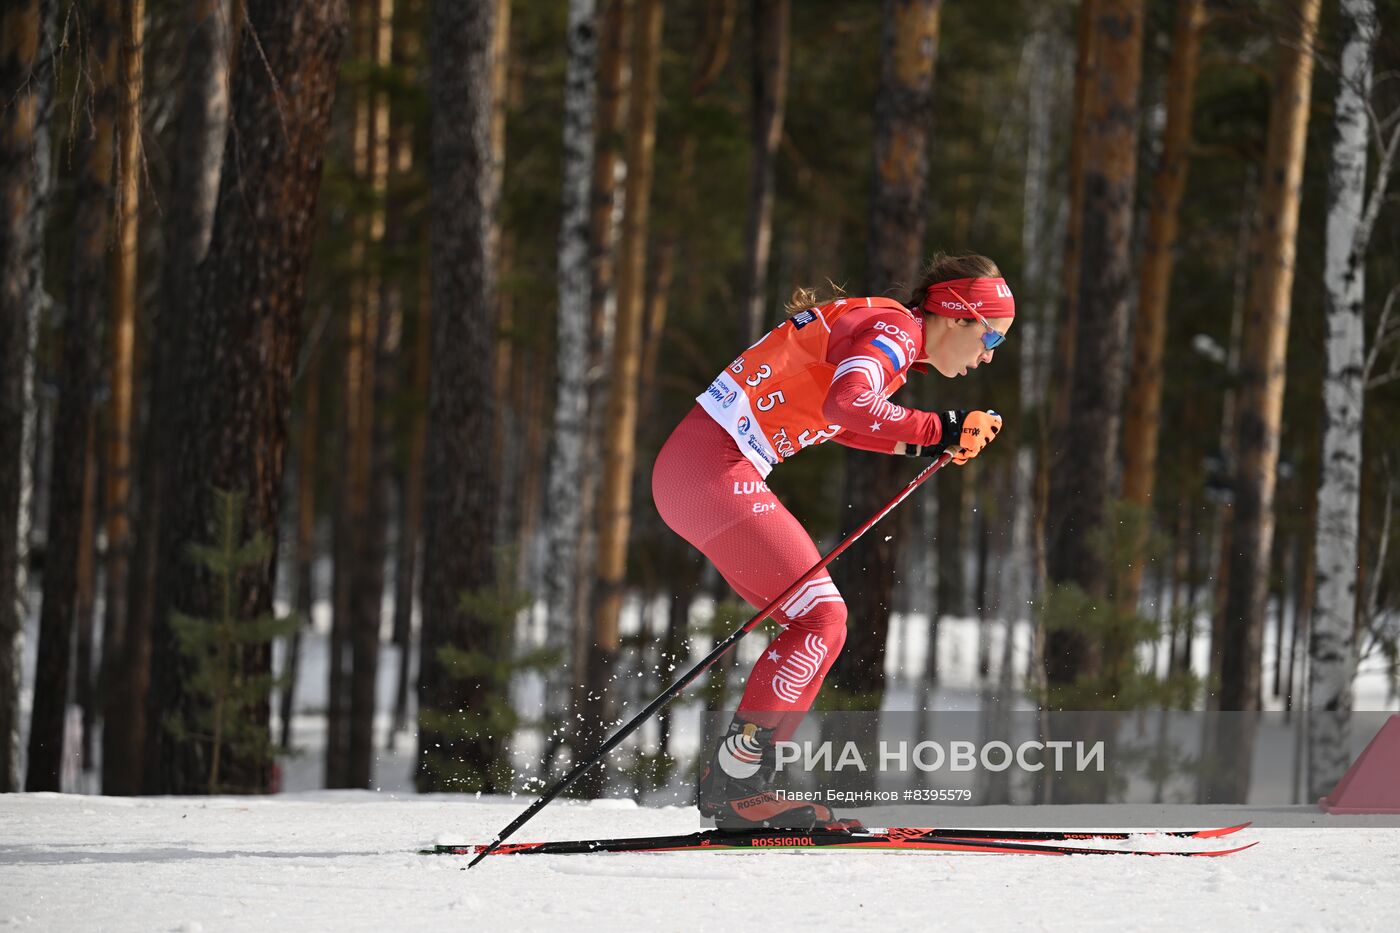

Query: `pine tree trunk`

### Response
(543, 0, 598, 734)
(330, 0, 372, 787)
(383, 0, 422, 750)
(122, 0, 231, 797)
(1, 0, 55, 792)
(1209, 0, 1320, 802)
(1043, 0, 1144, 695)
(1041, 0, 1098, 511)
(27, 308, 102, 792)
(579, 0, 662, 797)
(144, 0, 347, 796)
(741, 0, 789, 345)
(28, 0, 119, 793)
(1308, 0, 1376, 801)
(346, 0, 397, 792)
(328, 0, 375, 789)
(390, 244, 431, 744)
(1119, 0, 1204, 603)
(416, 0, 503, 793)
(828, 0, 942, 707)
(74, 420, 99, 771)
(281, 346, 321, 750)
(98, 0, 146, 796)
(934, 432, 965, 622)
(692, 0, 736, 95)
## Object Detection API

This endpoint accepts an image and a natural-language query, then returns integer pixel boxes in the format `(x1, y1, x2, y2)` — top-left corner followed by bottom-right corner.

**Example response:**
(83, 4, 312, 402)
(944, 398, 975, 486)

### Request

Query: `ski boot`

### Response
(697, 719, 862, 831)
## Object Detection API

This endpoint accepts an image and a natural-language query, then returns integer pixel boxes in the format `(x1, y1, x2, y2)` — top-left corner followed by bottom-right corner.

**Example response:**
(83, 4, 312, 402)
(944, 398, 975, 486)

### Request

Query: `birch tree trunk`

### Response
(579, 0, 662, 797)
(1209, 0, 1320, 802)
(742, 0, 789, 345)
(1007, 6, 1061, 655)
(417, 0, 503, 793)
(122, 0, 231, 796)
(1308, 0, 1378, 801)
(145, 0, 347, 795)
(989, 8, 1060, 805)
(828, 0, 942, 706)
(1119, 0, 1204, 603)
(4, 0, 57, 792)
(575, 0, 632, 712)
(543, 0, 598, 737)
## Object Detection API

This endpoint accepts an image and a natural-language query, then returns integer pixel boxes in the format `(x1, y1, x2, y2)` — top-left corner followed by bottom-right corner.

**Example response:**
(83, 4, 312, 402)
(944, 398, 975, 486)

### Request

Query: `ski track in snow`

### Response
(2, 794, 1398, 932)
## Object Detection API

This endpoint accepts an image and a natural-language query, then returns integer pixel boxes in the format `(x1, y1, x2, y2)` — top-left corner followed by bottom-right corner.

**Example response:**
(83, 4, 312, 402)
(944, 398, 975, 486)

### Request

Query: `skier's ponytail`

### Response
(784, 280, 848, 315)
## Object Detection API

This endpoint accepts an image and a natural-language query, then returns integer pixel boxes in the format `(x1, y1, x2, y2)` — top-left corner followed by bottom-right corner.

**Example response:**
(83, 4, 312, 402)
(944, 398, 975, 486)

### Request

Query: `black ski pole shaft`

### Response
(468, 451, 954, 867)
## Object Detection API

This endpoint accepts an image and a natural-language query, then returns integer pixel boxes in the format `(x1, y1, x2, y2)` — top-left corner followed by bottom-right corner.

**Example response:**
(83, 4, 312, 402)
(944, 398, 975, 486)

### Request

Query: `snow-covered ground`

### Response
(2, 793, 1398, 932)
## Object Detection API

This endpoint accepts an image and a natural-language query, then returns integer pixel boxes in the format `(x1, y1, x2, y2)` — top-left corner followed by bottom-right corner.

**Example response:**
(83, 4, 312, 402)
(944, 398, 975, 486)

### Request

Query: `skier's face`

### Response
(926, 314, 1012, 378)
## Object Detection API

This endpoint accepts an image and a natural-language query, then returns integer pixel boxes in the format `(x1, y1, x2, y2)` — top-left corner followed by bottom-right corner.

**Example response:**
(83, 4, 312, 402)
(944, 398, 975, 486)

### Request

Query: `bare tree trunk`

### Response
(75, 419, 99, 771)
(691, 0, 736, 95)
(281, 346, 320, 750)
(328, 0, 376, 788)
(416, 0, 503, 793)
(97, 0, 147, 796)
(67, 0, 116, 790)
(123, 0, 231, 796)
(1, 0, 56, 792)
(1308, 0, 1378, 801)
(574, 0, 632, 720)
(1209, 0, 1320, 802)
(1204, 167, 1258, 702)
(1043, 0, 1144, 695)
(382, 0, 423, 751)
(39, 0, 117, 790)
(1000, 10, 1062, 769)
(1119, 0, 1204, 603)
(27, 309, 102, 792)
(144, 0, 347, 795)
(390, 245, 430, 744)
(543, 0, 598, 741)
(828, 0, 942, 709)
(579, 0, 662, 797)
(345, 0, 397, 792)
(741, 0, 789, 345)
(1039, 0, 1098, 565)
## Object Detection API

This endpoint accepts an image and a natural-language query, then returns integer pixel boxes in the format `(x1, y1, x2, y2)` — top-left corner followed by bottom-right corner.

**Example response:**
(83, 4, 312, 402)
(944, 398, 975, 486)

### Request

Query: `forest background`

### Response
(2, 0, 1398, 808)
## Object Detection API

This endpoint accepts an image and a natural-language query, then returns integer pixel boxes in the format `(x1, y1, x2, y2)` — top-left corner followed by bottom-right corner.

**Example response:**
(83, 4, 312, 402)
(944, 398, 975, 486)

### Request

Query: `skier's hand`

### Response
(902, 409, 1003, 463)
(948, 410, 1001, 464)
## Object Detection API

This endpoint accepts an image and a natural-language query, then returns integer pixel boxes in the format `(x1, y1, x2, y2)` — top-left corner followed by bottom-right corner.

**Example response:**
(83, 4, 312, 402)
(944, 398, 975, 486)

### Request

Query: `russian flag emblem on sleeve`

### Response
(872, 334, 907, 371)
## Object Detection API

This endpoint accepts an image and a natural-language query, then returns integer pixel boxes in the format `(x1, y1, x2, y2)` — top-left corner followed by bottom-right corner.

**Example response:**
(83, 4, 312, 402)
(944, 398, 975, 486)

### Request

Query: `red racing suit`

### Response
(652, 298, 952, 739)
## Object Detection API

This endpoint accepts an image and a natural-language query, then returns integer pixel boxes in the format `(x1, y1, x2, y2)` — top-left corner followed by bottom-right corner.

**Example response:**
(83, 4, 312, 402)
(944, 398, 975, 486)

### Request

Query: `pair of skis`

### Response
(427, 821, 1256, 859)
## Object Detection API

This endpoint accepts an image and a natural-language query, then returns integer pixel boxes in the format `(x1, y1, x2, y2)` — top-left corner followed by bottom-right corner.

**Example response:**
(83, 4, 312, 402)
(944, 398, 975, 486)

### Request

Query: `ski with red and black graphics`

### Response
(423, 824, 1257, 858)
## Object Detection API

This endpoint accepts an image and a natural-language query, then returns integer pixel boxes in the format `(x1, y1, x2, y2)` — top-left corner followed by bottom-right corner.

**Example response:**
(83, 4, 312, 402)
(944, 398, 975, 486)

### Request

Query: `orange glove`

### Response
(901, 410, 1004, 463)
(949, 410, 1002, 464)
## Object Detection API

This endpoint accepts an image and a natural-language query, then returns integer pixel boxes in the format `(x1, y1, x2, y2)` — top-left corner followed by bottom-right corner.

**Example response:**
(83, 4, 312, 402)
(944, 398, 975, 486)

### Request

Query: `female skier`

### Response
(651, 252, 1014, 830)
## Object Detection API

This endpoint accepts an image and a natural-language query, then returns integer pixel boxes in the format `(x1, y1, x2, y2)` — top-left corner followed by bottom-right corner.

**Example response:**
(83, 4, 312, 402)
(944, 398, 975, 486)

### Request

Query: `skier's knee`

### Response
(819, 609, 848, 661)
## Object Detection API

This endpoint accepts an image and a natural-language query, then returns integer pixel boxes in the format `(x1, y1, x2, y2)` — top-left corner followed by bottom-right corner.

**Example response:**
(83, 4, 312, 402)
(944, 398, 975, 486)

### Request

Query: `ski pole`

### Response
(468, 450, 955, 867)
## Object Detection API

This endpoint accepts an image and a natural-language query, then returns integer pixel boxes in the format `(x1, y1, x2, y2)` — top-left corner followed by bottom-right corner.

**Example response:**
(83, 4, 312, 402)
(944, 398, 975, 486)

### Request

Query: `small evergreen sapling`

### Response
(167, 488, 296, 793)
